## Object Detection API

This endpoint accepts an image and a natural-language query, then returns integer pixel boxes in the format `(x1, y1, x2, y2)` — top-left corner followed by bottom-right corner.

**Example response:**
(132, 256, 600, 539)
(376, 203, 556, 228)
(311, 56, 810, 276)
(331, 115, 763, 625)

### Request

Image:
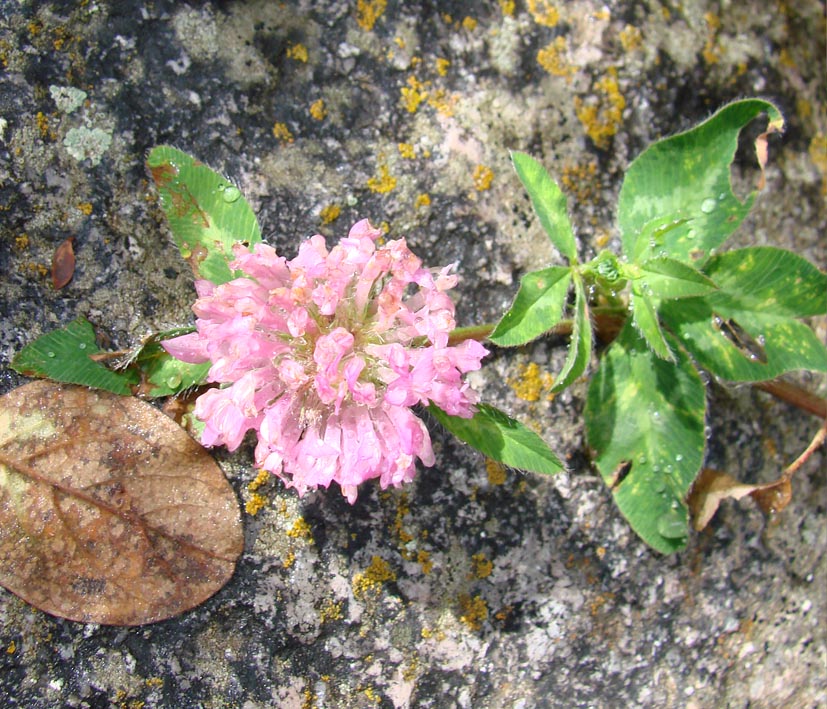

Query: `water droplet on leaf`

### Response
(166, 374, 182, 389)
(222, 186, 241, 203)
(46, 351, 56, 358)
(700, 198, 717, 214)
(657, 510, 686, 539)
(78, 342, 87, 350)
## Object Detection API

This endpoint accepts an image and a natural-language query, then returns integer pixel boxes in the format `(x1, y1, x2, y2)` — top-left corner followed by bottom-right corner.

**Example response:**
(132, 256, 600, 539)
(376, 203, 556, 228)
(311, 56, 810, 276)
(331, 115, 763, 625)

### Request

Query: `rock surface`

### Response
(1, 1, 825, 707)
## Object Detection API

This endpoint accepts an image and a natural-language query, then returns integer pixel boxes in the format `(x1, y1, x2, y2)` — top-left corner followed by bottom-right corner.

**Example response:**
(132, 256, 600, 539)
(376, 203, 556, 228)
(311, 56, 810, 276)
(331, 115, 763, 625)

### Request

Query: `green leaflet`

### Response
(635, 257, 718, 300)
(511, 151, 578, 263)
(147, 146, 262, 285)
(631, 289, 673, 362)
(429, 403, 564, 476)
(11, 317, 138, 395)
(551, 274, 592, 393)
(489, 266, 572, 347)
(618, 99, 784, 263)
(585, 321, 706, 554)
(661, 247, 827, 382)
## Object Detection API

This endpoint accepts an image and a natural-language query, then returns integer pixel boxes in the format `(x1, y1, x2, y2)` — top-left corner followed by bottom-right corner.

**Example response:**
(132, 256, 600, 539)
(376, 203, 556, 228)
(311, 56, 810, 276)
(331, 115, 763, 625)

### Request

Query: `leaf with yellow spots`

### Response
(511, 152, 577, 263)
(661, 247, 827, 382)
(585, 321, 706, 554)
(147, 146, 261, 285)
(618, 99, 784, 264)
(490, 266, 571, 346)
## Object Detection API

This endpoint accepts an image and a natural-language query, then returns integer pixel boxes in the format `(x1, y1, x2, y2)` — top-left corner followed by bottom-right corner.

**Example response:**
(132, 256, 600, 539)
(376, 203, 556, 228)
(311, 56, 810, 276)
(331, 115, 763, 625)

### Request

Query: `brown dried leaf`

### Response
(0, 381, 243, 625)
(51, 236, 76, 289)
(689, 468, 795, 531)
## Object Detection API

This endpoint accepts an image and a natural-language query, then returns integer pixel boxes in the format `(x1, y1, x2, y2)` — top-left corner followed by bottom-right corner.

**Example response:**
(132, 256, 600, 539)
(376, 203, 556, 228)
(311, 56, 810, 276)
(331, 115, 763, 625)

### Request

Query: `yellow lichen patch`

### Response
(415, 193, 431, 209)
(472, 164, 494, 191)
(426, 87, 455, 117)
(537, 36, 574, 78)
(362, 686, 381, 704)
(471, 553, 493, 579)
(595, 546, 606, 560)
(498, 0, 516, 16)
(353, 555, 396, 599)
(356, 0, 387, 31)
(282, 550, 296, 569)
(561, 159, 601, 205)
(809, 133, 827, 196)
(245, 492, 267, 516)
(319, 599, 344, 623)
(461, 17, 478, 32)
(36, 111, 53, 140)
(401, 75, 428, 113)
(594, 228, 611, 248)
(286, 43, 308, 62)
(320, 203, 341, 224)
(417, 549, 433, 574)
(528, 0, 560, 27)
(287, 516, 314, 542)
(272, 122, 294, 143)
(486, 459, 507, 485)
(435, 57, 450, 76)
(367, 163, 397, 193)
(76, 202, 93, 215)
(458, 593, 488, 631)
(6, 641, 15, 654)
(397, 142, 416, 159)
(618, 25, 642, 52)
(144, 678, 163, 688)
(309, 98, 327, 121)
(247, 468, 270, 492)
(702, 12, 721, 64)
(14, 234, 29, 250)
(509, 361, 555, 402)
(574, 68, 626, 149)
(420, 626, 446, 641)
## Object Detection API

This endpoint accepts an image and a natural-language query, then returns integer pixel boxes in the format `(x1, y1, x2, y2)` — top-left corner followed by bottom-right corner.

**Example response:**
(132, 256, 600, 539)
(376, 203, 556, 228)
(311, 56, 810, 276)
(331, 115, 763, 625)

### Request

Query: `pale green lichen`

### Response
(63, 126, 112, 166)
(49, 85, 87, 114)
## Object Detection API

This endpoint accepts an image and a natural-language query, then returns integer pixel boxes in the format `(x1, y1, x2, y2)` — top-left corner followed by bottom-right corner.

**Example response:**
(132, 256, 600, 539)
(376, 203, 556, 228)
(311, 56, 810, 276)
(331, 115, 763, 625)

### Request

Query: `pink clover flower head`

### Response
(163, 219, 487, 503)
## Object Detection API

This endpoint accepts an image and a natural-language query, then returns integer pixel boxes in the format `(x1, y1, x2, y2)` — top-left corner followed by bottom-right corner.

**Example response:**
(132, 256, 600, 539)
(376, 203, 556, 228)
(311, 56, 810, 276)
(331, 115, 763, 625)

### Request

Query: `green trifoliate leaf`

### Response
(631, 289, 674, 362)
(636, 257, 718, 300)
(11, 317, 138, 395)
(661, 247, 827, 382)
(147, 146, 262, 285)
(551, 275, 592, 393)
(489, 267, 572, 347)
(618, 99, 784, 263)
(585, 321, 706, 554)
(430, 403, 564, 476)
(512, 151, 578, 263)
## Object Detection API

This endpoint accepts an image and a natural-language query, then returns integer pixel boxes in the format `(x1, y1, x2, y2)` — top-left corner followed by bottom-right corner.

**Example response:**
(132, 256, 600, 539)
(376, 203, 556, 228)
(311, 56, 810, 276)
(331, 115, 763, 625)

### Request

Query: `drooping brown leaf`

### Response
(0, 381, 243, 625)
(689, 419, 826, 530)
(51, 236, 76, 289)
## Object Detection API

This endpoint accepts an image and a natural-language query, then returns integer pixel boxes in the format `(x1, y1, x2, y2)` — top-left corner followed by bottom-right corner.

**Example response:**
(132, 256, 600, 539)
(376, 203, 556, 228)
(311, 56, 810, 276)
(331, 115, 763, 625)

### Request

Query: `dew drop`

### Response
(700, 198, 717, 214)
(665, 464, 674, 474)
(657, 510, 686, 539)
(46, 351, 56, 358)
(654, 479, 667, 494)
(78, 342, 87, 350)
(675, 454, 683, 462)
(222, 186, 241, 203)
(166, 374, 182, 389)
(686, 229, 696, 240)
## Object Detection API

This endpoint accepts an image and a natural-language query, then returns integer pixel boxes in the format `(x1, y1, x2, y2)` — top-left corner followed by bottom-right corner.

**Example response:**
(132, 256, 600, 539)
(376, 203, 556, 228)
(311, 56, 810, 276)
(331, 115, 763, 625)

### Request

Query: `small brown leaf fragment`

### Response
(51, 237, 76, 289)
(688, 468, 761, 531)
(0, 381, 243, 625)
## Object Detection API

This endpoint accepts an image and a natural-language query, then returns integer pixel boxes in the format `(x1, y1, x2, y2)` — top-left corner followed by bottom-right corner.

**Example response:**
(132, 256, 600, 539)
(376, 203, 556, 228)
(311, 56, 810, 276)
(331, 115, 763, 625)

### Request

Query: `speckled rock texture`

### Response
(1, 1, 825, 707)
